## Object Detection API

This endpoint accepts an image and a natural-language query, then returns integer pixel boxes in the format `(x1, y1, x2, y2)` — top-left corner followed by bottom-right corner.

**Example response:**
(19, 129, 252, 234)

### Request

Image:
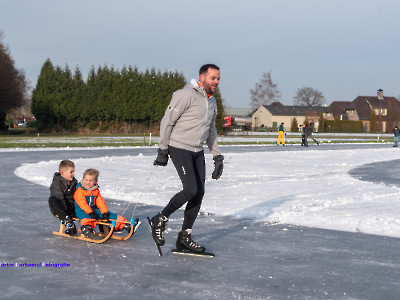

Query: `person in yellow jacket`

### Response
(277, 122, 286, 146)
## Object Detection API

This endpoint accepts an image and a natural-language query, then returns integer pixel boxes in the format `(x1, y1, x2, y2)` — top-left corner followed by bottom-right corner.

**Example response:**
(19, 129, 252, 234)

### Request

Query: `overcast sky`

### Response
(1, 0, 399, 108)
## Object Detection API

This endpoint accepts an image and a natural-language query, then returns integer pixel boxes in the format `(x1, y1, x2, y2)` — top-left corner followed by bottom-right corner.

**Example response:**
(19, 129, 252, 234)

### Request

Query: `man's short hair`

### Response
(59, 160, 75, 171)
(83, 168, 100, 181)
(199, 64, 220, 76)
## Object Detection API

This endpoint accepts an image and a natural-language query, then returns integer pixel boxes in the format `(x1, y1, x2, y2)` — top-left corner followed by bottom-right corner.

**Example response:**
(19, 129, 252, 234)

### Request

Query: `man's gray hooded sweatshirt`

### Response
(159, 79, 221, 157)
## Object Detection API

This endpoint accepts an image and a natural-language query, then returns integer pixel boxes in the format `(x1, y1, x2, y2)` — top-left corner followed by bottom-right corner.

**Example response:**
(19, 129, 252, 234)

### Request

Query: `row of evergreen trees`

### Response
(31, 60, 225, 132)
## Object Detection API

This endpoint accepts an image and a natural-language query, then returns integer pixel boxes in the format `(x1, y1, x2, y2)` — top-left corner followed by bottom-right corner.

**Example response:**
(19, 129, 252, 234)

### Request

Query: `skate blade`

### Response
(171, 249, 214, 258)
(147, 217, 163, 257)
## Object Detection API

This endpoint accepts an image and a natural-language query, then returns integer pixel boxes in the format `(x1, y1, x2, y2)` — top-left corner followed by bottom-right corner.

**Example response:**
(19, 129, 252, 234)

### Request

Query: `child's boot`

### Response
(81, 225, 96, 239)
(124, 218, 141, 234)
(123, 223, 131, 233)
(63, 216, 76, 235)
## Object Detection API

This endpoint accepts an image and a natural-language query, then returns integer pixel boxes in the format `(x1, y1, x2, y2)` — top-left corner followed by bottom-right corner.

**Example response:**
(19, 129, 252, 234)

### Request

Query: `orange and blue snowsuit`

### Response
(74, 182, 127, 230)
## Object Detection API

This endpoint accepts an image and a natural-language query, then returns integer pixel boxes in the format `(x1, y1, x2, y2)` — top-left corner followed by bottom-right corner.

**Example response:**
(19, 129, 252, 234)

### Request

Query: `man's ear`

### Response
(199, 73, 204, 84)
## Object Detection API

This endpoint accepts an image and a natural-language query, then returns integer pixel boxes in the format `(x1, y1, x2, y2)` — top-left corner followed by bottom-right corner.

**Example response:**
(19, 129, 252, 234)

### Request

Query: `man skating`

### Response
(306, 123, 319, 146)
(149, 64, 224, 254)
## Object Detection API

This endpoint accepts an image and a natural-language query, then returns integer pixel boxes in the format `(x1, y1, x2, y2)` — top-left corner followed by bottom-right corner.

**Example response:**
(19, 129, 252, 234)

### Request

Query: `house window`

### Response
(374, 109, 380, 115)
(347, 110, 354, 117)
(382, 108, 387, 116)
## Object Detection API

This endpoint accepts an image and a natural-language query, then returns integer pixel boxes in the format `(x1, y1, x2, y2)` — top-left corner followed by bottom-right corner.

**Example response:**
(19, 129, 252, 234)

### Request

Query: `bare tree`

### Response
(293, 87, 325, 106)
(250, 71, 281, 109)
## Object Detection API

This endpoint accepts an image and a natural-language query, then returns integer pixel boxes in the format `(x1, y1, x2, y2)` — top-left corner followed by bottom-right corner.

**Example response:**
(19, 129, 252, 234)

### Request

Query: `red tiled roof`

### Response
(329, 101, 353, 120)
(353, 96, 399, 120)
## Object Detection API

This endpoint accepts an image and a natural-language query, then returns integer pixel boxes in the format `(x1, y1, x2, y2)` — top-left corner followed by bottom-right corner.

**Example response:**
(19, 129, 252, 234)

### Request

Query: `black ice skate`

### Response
(149, 212, 168, 246)
(176, 229, 205, 254)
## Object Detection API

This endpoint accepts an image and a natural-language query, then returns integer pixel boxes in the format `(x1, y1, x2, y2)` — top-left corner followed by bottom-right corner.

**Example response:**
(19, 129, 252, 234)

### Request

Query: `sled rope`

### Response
(120, 165, 157, 219)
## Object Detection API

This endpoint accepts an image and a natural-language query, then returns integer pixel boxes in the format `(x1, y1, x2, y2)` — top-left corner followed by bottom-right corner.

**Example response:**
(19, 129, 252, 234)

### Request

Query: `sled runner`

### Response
(53, 218, 141, 244)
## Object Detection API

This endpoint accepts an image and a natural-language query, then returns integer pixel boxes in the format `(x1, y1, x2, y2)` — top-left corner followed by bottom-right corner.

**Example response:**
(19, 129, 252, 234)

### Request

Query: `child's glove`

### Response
(89, 212, 97, 219)
(154, 148, 168, 166)
(212, 155, 224, 180)
(101, 212, 110, 221)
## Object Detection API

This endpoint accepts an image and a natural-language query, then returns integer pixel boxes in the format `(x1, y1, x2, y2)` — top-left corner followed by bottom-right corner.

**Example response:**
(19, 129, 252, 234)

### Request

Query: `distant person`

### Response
(74, 168, 136, 238)
(49, 160, 78, 235)
(305, 124, 319, 146)
(301, 124, 307, 146)
(149, 64, 224, 254)
(393, 126, 400, 147)
(277, 122, 286, 146)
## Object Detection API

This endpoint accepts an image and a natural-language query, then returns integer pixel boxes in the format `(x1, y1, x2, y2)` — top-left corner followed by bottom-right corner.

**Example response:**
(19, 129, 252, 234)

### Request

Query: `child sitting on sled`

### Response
(49, 160, 78, 235)
(74, 168, 132, 239)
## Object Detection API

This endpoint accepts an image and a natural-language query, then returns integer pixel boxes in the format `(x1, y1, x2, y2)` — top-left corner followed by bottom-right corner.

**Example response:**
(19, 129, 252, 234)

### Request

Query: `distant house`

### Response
(329, 89, 400, 132)
(329, 101, 358, 121)
(251, 102, 332, 131)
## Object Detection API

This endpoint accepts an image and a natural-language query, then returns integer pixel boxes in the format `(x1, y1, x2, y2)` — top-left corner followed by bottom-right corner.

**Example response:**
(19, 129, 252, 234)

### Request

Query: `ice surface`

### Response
(1, 144, 400, 299)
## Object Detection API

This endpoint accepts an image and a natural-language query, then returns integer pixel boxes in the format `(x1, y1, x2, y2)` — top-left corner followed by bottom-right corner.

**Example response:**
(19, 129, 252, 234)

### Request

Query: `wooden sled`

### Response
(100, 218, 141, 241)
(53, 218, 140, 244)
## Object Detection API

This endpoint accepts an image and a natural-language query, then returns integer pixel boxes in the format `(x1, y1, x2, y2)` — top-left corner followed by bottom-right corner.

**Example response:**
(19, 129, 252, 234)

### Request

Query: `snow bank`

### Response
(14, 148, 400, 238)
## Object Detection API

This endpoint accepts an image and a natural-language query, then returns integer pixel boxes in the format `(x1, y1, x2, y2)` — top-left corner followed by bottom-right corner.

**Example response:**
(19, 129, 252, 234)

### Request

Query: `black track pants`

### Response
(48, 196, 75, 221)
(161, 146, 205, 231)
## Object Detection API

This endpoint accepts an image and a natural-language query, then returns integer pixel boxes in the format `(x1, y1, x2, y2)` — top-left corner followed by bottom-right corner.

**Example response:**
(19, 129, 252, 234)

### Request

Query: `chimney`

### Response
(377, 89, 384, 100)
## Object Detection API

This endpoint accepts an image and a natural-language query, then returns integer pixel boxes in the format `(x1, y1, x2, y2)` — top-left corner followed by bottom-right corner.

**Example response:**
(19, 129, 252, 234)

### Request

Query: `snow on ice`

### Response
(14, 147, 400, 239)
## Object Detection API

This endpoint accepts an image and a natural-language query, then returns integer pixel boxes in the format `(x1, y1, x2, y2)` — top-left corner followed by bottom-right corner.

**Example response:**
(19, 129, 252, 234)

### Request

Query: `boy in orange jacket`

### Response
(74, 168, 132, 238)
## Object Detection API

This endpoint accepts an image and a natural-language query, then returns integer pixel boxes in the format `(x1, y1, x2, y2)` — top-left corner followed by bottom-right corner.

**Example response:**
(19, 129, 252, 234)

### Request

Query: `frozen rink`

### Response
(1, 144, 400, 299)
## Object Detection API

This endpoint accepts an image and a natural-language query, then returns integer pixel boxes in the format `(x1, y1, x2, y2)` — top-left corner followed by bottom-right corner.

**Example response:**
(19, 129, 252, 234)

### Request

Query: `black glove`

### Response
(153, 148, 168, 166)
(101, 212, 110, 221)
(212, 155, 224, 180)
(89, 212, 97, 219)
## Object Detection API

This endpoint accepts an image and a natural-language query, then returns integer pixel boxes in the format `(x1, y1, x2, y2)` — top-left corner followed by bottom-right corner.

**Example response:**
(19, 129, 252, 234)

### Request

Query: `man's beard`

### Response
(204, 84, 216, 95)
